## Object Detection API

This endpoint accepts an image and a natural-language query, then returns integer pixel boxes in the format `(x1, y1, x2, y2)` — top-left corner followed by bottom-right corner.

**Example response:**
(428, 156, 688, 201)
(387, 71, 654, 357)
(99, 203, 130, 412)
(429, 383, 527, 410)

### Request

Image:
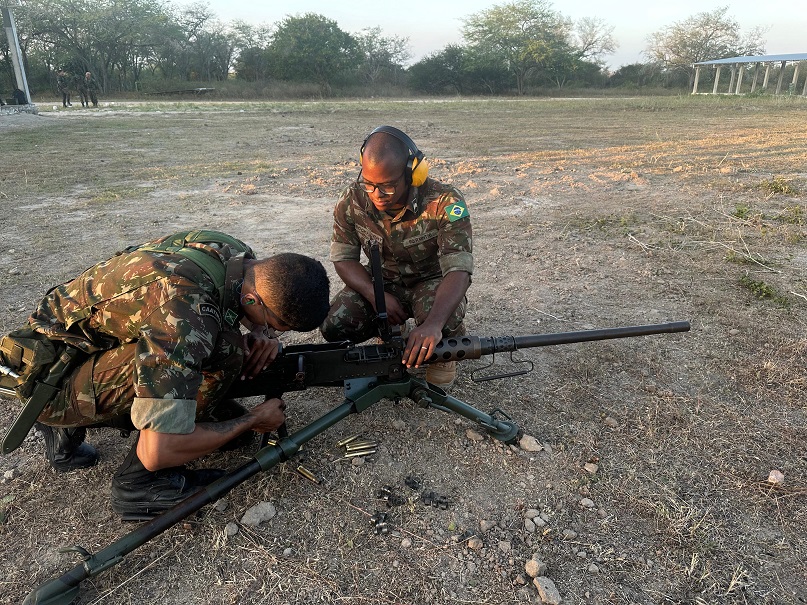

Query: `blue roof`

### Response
(695, 53, 807, 66)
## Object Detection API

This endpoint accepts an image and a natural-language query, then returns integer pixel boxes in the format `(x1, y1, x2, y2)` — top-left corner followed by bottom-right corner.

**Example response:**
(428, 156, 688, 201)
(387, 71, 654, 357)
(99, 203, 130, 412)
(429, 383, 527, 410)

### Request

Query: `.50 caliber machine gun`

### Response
(24, 243, 690, 604)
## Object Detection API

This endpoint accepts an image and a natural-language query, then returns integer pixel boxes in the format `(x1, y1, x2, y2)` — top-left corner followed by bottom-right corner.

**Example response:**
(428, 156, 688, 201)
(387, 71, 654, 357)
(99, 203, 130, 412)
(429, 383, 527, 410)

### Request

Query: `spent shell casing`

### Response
(337, 434, 361, 447)
(0, 364, 21, 379)
(295, 465, 320, 484)
(264, 438, 278, 446)
(345, 441, 377, 451)
(345, 444, 377, 453)
(343, 449, 376, 458)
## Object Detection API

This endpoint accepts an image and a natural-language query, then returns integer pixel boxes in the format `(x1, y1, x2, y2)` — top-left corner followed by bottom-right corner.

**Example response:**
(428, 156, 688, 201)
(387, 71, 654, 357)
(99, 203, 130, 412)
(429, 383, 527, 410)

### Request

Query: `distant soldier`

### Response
(78, 71, 99, 108)
(56, 69, 72, 107)
(12, 89, 28, 105)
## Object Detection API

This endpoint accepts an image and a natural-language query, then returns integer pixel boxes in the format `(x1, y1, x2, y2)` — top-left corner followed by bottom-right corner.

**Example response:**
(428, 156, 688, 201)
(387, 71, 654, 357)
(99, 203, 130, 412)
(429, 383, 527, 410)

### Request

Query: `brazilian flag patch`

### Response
(445, 201, 470, 222)
(224, 309, 239, 327)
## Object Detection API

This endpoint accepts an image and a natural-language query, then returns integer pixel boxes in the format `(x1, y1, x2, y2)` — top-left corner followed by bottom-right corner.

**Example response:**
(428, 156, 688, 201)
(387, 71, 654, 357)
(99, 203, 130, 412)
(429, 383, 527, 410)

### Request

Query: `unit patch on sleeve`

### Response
(197, 302, 222, 325)
(445, 201, 470, 222)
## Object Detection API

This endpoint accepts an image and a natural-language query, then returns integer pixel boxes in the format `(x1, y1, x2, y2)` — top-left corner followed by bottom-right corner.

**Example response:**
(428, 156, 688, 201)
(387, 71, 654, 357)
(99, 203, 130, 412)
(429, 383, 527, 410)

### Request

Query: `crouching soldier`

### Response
(0, 230, 330, 519)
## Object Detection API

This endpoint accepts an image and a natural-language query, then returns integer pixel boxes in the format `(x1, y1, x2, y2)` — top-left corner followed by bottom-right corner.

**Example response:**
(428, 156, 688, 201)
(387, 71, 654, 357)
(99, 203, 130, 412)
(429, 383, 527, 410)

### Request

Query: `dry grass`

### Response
(1, 96, 806, 604)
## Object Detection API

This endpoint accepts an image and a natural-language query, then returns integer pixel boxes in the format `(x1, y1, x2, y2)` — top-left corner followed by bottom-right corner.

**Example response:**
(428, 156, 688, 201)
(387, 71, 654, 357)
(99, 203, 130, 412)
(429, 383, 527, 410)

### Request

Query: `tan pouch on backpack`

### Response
(0, 326, 60, 399)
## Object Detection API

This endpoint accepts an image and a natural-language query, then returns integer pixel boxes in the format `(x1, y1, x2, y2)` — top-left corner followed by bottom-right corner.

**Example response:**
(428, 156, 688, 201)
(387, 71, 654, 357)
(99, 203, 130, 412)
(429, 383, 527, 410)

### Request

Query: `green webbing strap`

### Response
(1, 346, 84, 455)
(172, 247, 226, 305)
(134, 230, 249, 308)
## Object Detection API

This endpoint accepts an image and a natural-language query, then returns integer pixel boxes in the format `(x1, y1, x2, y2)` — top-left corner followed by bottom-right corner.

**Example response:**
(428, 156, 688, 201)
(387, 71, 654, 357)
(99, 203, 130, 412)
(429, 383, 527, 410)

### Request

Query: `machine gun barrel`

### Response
(429, 321, 690, 363)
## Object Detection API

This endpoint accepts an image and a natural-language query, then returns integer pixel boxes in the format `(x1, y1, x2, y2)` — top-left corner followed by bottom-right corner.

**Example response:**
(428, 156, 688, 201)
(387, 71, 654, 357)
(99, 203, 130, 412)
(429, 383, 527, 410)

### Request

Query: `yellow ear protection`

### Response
(360, 125, 429, 187)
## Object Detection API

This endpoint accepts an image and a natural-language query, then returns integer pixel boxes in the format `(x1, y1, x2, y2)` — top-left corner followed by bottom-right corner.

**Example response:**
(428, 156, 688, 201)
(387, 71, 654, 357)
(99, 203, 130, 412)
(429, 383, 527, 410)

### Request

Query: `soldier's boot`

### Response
(110, 435, 225, 521)
(426, 361, 457, 390)
(35, 422, 99, 473)
(199, 398, 255, 452)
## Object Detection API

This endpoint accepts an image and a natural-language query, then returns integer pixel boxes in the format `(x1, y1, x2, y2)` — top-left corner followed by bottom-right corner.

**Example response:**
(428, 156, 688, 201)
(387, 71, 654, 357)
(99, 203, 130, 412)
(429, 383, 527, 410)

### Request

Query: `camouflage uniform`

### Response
(321, 177, 473, 343)
(29, 234, 254, 433)
(56, 71, 71, 107)
(79, 72, 99, 107)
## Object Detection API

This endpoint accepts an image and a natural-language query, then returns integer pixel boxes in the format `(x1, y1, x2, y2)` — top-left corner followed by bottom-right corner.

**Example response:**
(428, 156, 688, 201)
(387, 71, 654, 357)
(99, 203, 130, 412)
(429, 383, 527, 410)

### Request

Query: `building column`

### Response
(692, 66, 701, 94)
(712, 66, 721, 94)
(728, 66, 737, 93)
(735, 65, 745, 94)
(750, 63, 759, 93)
(763, 64, 771, 89)
(791, 61, 801, 94)
(775, 61, 786, 94)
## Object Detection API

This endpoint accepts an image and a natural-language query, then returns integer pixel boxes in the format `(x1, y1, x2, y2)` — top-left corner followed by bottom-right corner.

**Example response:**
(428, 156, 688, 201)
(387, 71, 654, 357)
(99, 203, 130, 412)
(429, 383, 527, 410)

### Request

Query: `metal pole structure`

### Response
(1, 7, 32, 104)
(692, 66, 700, 94)
(712, 66, 721, 94)
(762, 63, 771, 89)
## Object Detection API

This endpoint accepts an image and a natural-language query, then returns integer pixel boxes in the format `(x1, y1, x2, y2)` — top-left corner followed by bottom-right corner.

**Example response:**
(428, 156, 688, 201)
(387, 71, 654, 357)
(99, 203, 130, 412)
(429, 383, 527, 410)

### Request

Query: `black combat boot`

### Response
(35, 422, 99, 473)
(110, 435, 225, 521)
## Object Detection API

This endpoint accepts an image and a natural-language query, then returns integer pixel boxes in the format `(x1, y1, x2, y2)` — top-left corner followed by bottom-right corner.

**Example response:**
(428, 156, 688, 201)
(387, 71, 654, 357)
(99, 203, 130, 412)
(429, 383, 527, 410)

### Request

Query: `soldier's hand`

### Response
(382, 293, 409, 325)
(241, 328, 280, 379)
(249, 398, 287, 433)
(403, 322, 443, 368)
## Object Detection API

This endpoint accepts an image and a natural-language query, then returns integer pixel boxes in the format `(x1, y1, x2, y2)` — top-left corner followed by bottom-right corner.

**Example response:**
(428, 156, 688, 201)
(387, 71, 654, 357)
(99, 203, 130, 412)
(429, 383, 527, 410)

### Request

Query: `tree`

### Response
(462, 0, 574, 94)
(354, 27, 410, 86)
(13, 0, 175, 92)
(573, 17, 617, 65)
(646, 6, 766, 88)
(230, 21, 272, 82)
(408, 45, 469, 94)
(266, 13, 358, 94)
(608, 62, 664, 89)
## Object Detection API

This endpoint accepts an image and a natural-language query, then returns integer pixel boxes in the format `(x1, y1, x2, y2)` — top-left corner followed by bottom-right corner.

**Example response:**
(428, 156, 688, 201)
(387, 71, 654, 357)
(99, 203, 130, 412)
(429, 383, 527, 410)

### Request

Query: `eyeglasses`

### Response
(357, 171, 404, 196)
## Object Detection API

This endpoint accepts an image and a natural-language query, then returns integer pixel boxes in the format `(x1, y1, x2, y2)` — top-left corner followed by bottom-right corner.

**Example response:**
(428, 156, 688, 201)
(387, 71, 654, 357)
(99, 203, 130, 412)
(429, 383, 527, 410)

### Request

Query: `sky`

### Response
(199, 0, 805, 70)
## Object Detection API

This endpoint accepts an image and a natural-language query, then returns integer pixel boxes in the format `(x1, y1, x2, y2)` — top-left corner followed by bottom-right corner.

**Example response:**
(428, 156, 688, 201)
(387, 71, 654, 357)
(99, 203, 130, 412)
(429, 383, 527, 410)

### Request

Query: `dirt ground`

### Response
(1, 97, 806, 605)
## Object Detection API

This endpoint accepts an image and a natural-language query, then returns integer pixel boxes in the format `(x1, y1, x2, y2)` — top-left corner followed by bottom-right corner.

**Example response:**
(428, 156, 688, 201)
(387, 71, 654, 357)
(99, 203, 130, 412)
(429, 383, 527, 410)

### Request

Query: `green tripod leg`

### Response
(24, 396, 362, 605)
(24, 378, 521, 604)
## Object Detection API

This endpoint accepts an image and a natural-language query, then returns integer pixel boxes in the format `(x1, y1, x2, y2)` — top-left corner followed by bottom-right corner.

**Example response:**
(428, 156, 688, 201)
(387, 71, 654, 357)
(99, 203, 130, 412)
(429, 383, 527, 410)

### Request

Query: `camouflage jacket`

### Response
(28, 234, 255, 432)
(81, 74, 99, 92)
(56, 73, 70, 94)
(329, 177, 473, 288)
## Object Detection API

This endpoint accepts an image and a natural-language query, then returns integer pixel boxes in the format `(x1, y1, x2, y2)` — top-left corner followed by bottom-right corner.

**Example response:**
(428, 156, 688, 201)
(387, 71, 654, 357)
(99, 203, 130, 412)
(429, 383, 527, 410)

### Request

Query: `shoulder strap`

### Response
(137, 230, 250, 256)
(132, 230, 250, 309)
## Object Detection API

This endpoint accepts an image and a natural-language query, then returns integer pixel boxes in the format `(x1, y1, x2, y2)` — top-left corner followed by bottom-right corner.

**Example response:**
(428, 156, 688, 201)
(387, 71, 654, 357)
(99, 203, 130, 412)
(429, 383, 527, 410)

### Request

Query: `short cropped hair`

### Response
(252, 253, 330, 331)
(363, 132, 409, 170)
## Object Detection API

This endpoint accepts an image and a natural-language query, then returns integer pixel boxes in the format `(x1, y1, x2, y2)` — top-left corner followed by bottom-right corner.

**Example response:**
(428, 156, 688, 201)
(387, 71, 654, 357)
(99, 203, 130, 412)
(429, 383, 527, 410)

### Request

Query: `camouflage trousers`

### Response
(320, 277, 467, 343)
(37, 331, 243, 428)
